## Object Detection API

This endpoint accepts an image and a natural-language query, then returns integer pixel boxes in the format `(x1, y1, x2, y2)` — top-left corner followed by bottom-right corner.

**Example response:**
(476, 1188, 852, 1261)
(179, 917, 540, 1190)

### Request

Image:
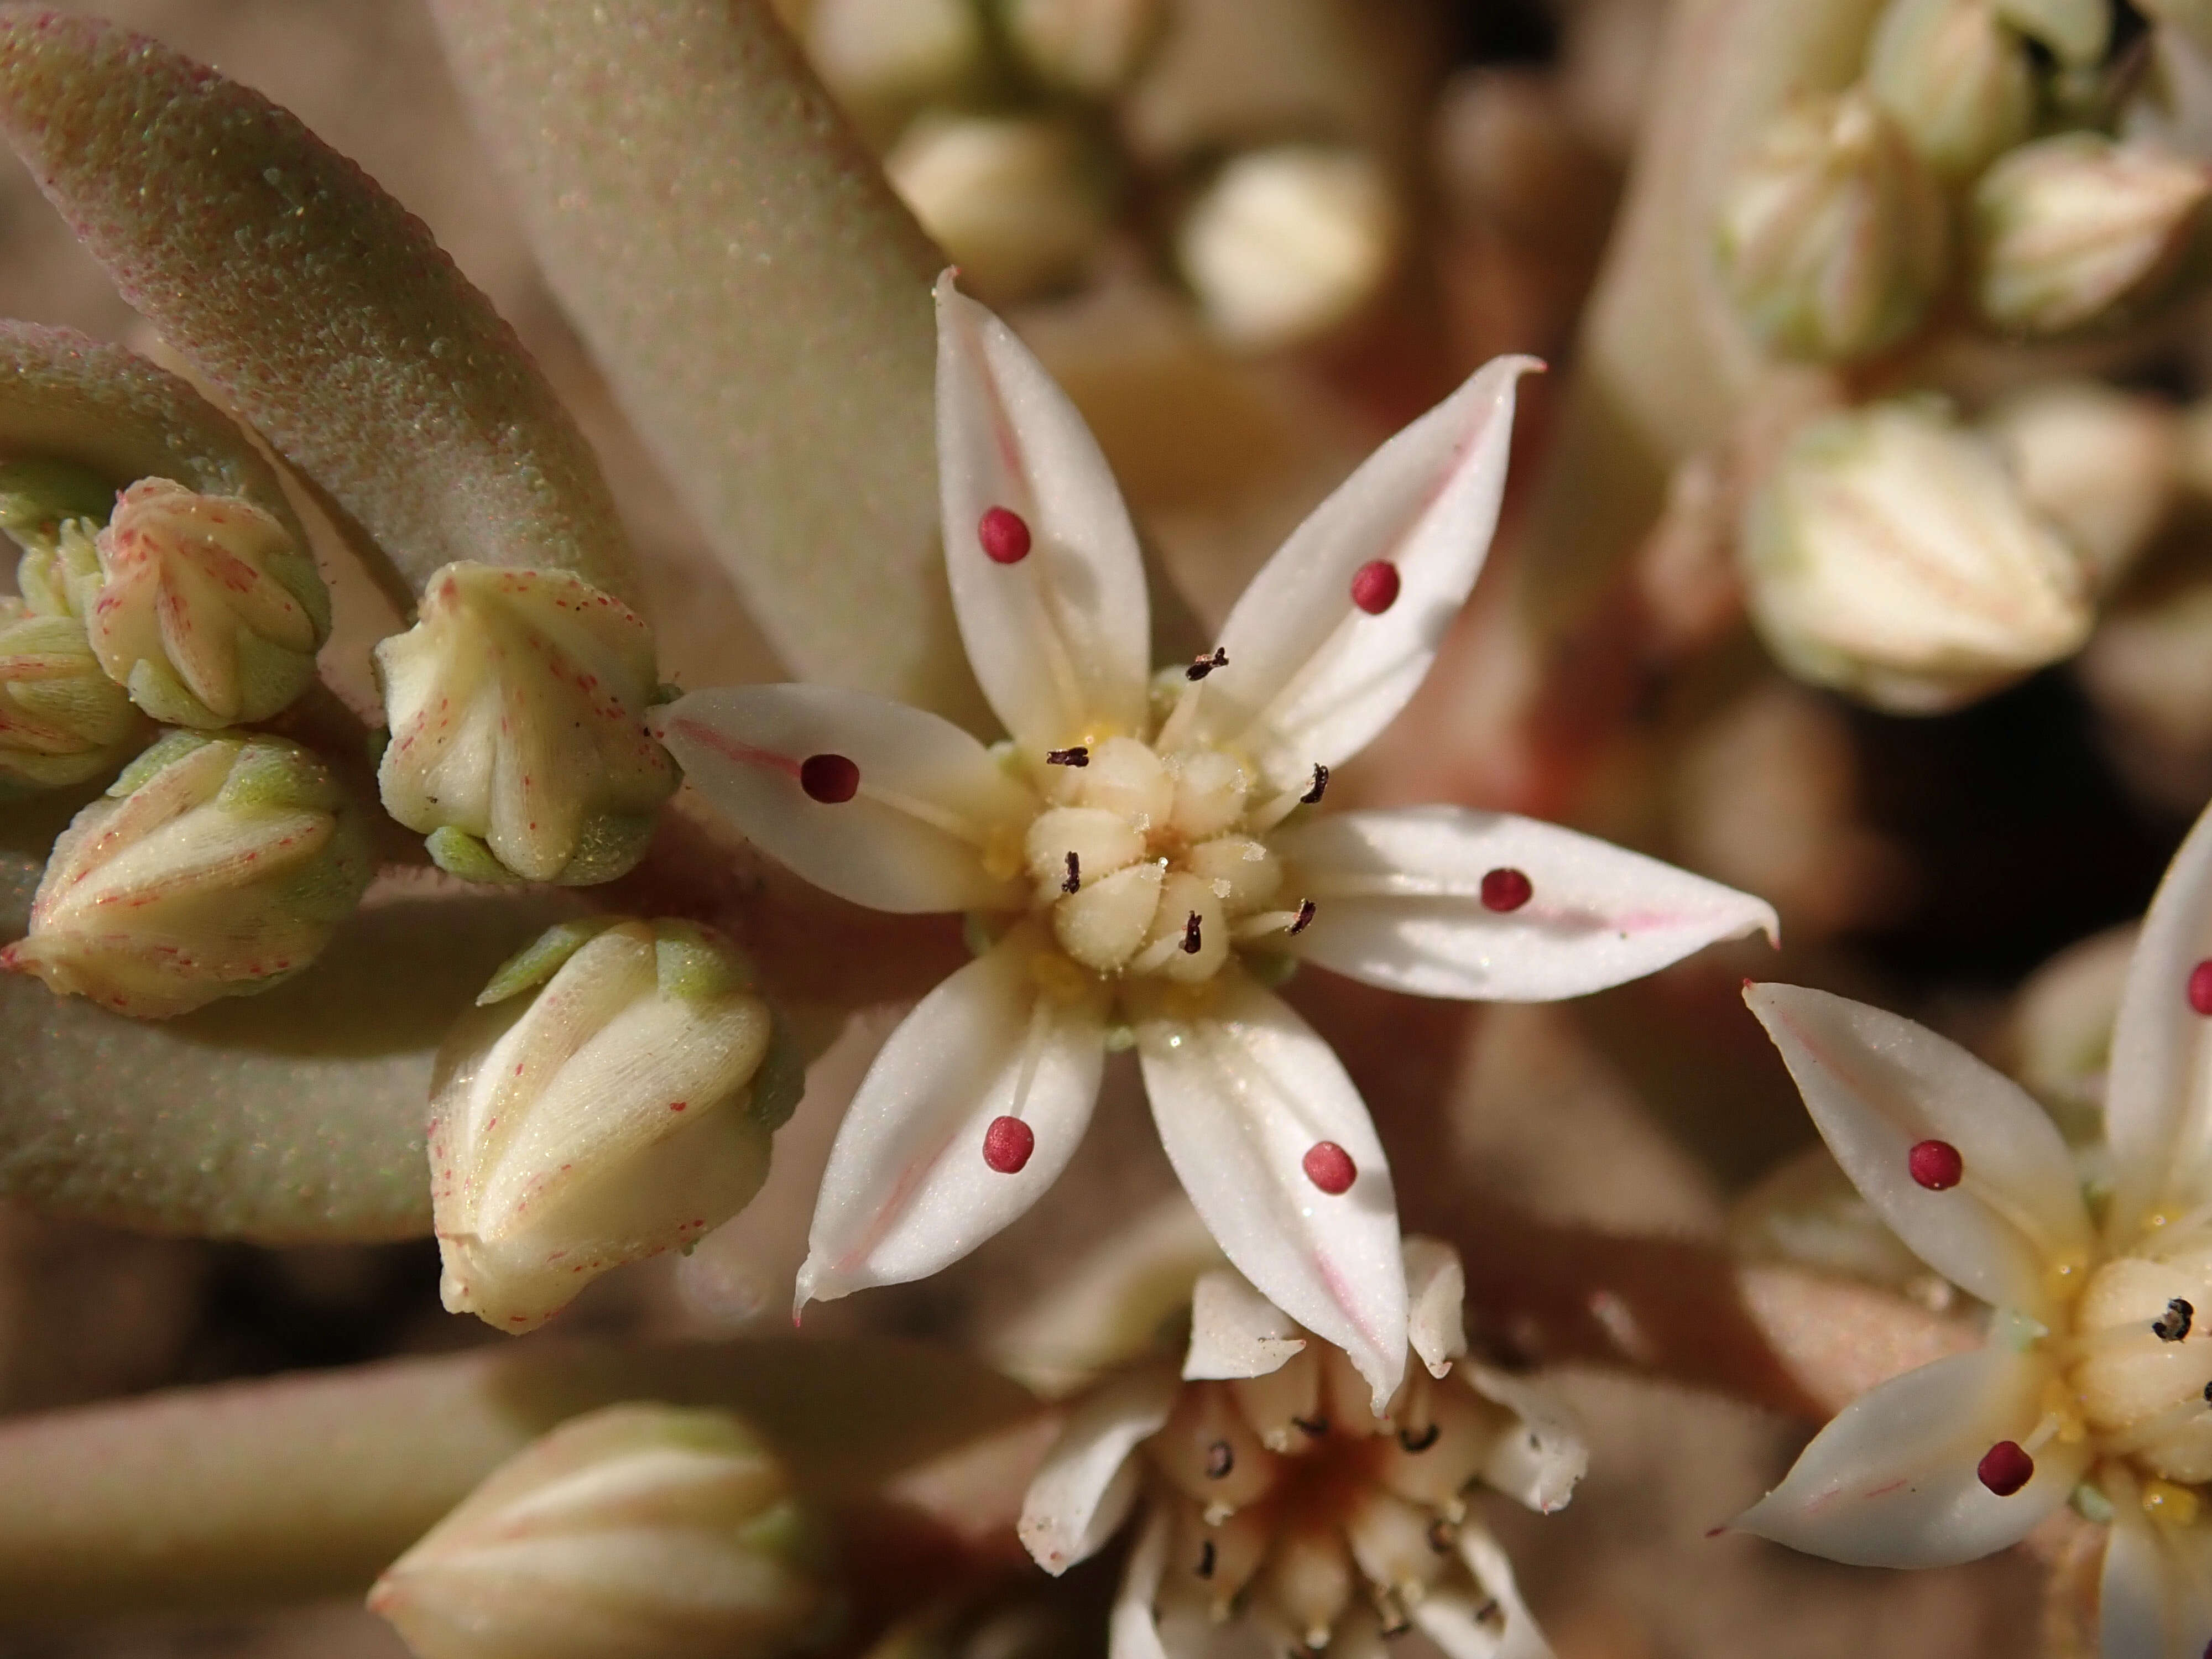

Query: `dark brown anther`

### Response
(1473, 1599, 1504, 1629)
(1288, 898, 1316, 935)
(1186, 646, 1229, 681)
(1196, 1538, 1217, 1580)
(1399, 1421, 1442, 1454)
(1046, 746, 1089, 767)
(2202, 1379, 2211, 1406)
(1290, 1414, 1329, 1438)
(1204, 1439, 1234, 1479)
(1427, 1517, 1458, 1554)
(1301, 763, 1328, 805)
(1182, 911, 1203, 954)
(1062, 851, 1081, 895)
(2156, 1298, 2195, 1342)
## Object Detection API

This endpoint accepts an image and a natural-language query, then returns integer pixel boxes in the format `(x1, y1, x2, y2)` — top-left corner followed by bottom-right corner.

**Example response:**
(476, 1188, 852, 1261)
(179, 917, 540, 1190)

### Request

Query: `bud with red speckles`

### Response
(427, 916, 801, 1334)
(373, 561, 680, 886)
(0, 728, 372, 1018)
(369, 1403, 828, 1659)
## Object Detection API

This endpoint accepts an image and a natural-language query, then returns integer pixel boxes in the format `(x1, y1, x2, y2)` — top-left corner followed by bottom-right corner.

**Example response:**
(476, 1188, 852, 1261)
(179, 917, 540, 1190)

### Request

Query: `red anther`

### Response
(799, 753, 860, 803)
(984, 1115, 1035, 1173)
(1350, 560, 1401, 614)
(2190, 959, 2212, 1015)
(1303, 1140, 1357, 1194)
(1909, 1139, 1964, 1191)
(1976, 1440, 2033, 1496)
(1480, 867, 1533, 912)
(979, 506, 1032, 564)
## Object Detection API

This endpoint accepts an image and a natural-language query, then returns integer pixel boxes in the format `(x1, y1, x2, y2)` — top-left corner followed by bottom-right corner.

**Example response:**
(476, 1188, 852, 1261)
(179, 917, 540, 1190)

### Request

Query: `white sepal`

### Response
(1199, 356, 1538, 792)
(1405, 1235, 1468, 1377)
(1135, 974, 1407, 1411)
(2099, 1470, 2212, 1659)
(1277, 806, 1778, 1001)
(1466, 1365, 1588, 1515)
(1408, 1520, 1555, 1659)
(1184, 1268, 1307, 1380)
(2104, 796, 2212, 1241)
(1744, 983, 2093, 1322)
(1019, 1364, 1180, 1575)
(797, 926, 1109, 1308)
(1734, 1345, 2082, 1568)
(1108, 1501, 1177, 1659)
(658, 682, 1034, 915)
(933, 273, 1150, 750)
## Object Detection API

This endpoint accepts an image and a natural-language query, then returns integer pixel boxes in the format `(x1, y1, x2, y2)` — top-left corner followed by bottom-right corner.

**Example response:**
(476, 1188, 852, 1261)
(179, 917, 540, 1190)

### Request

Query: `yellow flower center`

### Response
(2065, 1241, 2212, 1488)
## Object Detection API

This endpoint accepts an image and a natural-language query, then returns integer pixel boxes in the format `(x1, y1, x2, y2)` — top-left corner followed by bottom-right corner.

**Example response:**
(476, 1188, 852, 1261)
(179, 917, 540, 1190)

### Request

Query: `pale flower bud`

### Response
(0, 584, 145, 797)
(72, 478, 329, 728)
(1, 728, 372, 1018)
(429, 917, 799, 1333)
(373, 562, 679, 886)
(805, 0, 983, 137)
(1865, 0, 2035, 182)
(1983, 380, 2180, 589)
(1970, 134, 2212, 334)
(1003, 0, 1164, 95)
(1739, 400, 2095, 712)
(369, 1402, 827, 1659)
(1715, 89, 1949, 362)
(884, 114, 1114, 305)
(1176, 145, 1402, 351)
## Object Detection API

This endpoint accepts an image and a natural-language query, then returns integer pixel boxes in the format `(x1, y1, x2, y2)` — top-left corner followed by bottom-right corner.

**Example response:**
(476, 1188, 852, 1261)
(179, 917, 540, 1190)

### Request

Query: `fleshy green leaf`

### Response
(0, 321, 309, 548)
(0, 1335, 1039, 1615)
(426, 0, 987, 723)
(0, 7, 644, 611)
(0, 798, 580, 1241)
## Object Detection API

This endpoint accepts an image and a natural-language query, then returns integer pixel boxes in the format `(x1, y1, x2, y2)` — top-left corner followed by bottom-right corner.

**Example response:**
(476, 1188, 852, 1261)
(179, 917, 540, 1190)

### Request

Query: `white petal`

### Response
(1276, 807, 1778, 1001)
(1183, 1269, 1307, 1380)
(1406, 1235, 1468, 1377)
(1733, 1345, 2083, 1568)
(1197, 356, 1538, 790)
(658, 683, 1032, 914)
(1465, 1365, 1588, 1514)
(934, 273, 1150, 750)
(1018, 1365, 1180, 1575)
(2105, 799, 2212, 1239)
(1409, 1520, 1554, 1659)
(796, 928, 1109, 1307)
(1109, 1501, 1176, 1659)
(2101, 1475, 2212, 1659)
(1135, 975, 1407, 1411)
(1745, 984, 2093, 1322)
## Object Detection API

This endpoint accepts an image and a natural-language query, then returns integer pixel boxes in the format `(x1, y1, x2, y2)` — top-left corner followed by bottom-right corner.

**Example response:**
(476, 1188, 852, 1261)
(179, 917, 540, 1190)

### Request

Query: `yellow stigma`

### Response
(2143, 1479, 2201, 1527)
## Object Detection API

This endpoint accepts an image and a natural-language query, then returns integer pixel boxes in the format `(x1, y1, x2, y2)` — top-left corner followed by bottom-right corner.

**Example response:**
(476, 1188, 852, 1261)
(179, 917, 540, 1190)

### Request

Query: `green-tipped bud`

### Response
(1715, 89, 1949, 362)
(1, 728, 372, 1018)
(374, 563, 679, 886)
(1865, 0, 2035, 182)
(0, 457, 114, 557)
(885, 114, 1114, 305)
(1983, 380, 2179, 589)
(1003, 0, 1165, 94)
(1176, 144, 1401, 351)
(369, 1403, 828, 1659)
(65, 478, 330, 728)
(1970, 134, 2211, 335)
(0, 592, 147, 796)
(1740, 400, 2094, 712)
(429, 917, 790, 1333)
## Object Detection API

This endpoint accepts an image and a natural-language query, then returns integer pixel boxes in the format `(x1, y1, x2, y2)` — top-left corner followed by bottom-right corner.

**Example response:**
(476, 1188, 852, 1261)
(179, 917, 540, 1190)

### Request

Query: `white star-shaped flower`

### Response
(1739, 797, 2212, 1658)
(658, 272, 1777, 1407)
(1018, 1238, 1584, 1659)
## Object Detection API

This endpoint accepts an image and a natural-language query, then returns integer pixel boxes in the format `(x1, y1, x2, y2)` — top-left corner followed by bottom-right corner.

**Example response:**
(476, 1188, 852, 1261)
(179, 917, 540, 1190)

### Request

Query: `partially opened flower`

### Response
(1737, 794, 2212, 1658)
(1018, 1238, 1583, 1657)
(659, 273, 1777, 1407)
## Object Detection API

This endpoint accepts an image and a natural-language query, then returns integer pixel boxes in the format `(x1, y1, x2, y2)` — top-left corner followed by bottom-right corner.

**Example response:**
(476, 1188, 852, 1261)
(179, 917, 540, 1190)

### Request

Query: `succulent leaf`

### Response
(0, 9, 644, 611)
